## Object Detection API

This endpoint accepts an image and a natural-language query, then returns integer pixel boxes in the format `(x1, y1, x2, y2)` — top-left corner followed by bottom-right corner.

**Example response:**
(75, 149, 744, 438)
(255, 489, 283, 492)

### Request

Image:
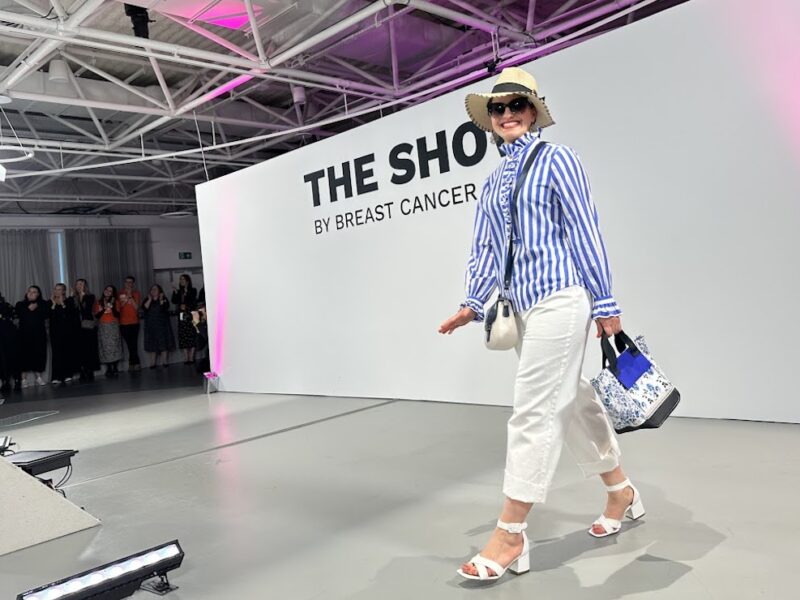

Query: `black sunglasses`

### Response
(487, 97, 532, 117)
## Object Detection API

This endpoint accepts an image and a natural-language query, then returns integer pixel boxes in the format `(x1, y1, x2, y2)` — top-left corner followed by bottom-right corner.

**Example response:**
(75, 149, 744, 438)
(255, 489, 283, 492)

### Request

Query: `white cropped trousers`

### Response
(503, 285, 621, 503)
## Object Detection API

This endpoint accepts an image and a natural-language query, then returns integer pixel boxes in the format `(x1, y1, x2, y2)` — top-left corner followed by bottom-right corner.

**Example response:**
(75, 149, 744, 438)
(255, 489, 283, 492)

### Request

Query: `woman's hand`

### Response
(439, 307, 477, 335)
(595, 316, 622, 338)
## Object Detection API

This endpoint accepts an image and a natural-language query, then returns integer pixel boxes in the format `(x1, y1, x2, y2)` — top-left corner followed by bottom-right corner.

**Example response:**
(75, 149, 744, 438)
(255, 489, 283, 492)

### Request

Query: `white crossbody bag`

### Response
(484, 141, 548, 350)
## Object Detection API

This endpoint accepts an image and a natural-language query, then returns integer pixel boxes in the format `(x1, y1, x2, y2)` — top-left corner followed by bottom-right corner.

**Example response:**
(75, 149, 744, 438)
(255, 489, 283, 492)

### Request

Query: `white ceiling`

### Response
(0, 0, 688, 215)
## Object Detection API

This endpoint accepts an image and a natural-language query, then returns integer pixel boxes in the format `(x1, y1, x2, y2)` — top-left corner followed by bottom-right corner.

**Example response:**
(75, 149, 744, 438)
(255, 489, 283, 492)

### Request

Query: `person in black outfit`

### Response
(49, 283, 80, 385)
(172, 274, 197, 365)
(0, 293, 21, 391)
(191, 306, 210, 374)
(15, 285, 49, 387)
(143, 284, 174, 368)
(73, 279, 100, 381)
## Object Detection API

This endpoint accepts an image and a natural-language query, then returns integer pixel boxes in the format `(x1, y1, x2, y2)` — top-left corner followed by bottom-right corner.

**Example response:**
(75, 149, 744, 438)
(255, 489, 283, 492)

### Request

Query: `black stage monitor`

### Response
(5, 450, 78, 476)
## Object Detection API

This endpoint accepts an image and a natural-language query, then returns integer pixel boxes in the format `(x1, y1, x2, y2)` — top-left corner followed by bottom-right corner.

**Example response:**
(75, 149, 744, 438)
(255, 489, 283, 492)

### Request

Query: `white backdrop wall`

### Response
(197, 0, 800, 423)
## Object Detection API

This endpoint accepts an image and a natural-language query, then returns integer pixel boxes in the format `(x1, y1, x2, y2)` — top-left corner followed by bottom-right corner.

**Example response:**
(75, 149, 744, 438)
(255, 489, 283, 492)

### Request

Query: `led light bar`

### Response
(17, 540, 184, 600)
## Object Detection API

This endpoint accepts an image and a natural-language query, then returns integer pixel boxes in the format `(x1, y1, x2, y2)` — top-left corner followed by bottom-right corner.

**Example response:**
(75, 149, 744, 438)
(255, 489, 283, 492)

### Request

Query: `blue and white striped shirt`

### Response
(462, 131, 621, 322)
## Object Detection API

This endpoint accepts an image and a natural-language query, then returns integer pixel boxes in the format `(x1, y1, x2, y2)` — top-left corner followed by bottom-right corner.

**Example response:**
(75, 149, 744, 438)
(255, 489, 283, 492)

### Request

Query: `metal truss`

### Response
(0, 0, 686, 214)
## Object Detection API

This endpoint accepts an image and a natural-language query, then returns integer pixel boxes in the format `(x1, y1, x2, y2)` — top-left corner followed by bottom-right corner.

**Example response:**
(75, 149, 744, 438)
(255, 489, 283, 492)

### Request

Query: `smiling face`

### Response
(489, 94, 537, 144)
(26, 287, 39, 301)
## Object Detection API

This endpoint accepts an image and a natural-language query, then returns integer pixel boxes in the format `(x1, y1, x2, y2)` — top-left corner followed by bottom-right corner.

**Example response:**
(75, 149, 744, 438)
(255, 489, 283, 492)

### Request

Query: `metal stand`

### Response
(140, 574, 179, 595)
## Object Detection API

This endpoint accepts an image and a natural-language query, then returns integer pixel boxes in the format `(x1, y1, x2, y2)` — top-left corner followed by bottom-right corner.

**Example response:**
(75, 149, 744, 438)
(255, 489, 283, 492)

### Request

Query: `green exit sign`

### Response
(178, 252, 192, 260)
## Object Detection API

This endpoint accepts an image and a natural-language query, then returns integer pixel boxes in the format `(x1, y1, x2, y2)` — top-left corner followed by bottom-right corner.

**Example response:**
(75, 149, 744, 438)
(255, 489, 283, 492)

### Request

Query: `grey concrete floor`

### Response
(0, 383, 796, 599)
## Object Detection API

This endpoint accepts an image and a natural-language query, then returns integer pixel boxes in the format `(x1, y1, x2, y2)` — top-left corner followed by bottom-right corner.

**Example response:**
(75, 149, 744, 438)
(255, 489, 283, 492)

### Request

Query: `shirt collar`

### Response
(499, 131, 540, 158)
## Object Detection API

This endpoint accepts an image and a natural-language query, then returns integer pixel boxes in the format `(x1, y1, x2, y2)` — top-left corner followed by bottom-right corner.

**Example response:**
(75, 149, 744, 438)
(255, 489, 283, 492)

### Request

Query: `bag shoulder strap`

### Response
(503, 140, 548, 292)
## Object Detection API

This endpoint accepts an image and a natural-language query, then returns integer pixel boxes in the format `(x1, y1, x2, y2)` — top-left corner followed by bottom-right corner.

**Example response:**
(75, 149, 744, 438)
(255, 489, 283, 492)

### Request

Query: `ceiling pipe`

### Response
(407, 0, 532, 43)
(531, 0, 640, 40)
(243, 0, 267, 64)
(0, 22, 391, 100)
(526, 0, 537, 31)
(3, 90, 299, 132)
(163, 13, 259, 61)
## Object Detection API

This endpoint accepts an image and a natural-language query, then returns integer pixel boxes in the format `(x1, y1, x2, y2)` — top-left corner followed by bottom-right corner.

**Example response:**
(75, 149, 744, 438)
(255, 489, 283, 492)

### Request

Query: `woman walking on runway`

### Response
(439, 68, 644, 582)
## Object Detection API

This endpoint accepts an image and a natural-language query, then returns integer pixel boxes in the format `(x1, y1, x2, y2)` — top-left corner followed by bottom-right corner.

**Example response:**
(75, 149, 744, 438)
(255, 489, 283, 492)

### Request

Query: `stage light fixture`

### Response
(17, 540, 185, 600)
(123, 4, 152, 39)
(48, 59, 70, 83)
(203, 371, 219, 393)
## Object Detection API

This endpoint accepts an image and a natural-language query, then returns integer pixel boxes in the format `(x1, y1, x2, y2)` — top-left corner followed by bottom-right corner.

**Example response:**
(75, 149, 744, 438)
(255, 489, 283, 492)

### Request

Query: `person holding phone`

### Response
(171, 274, 197, 365)
(143, 284, 174, 368)
(119, 275, 142, 371)
(191, 306, 210, 374)
(73, 279, 100, 381)
(49, 283, 79, 385)
(93, 285, 123, 377)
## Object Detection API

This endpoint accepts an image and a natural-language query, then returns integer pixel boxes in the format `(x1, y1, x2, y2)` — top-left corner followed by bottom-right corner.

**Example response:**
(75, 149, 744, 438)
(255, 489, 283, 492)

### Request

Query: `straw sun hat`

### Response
(465, 67, 555, 132)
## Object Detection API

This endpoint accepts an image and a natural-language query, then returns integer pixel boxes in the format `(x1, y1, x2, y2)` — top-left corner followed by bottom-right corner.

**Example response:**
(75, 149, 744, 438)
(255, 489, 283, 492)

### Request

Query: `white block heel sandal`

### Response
(457, 520, 530, 582)
(588, 478, 646, 538)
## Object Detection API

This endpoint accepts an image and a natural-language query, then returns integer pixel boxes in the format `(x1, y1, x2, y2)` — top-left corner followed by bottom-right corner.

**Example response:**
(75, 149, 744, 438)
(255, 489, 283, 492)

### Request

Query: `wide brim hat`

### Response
(465, 67, 555, 132)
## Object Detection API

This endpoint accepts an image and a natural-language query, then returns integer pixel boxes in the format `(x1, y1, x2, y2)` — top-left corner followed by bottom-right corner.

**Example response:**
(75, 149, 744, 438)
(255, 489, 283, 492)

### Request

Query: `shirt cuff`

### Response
(591, 295, 622, 320)
(460, 298, 486, 322)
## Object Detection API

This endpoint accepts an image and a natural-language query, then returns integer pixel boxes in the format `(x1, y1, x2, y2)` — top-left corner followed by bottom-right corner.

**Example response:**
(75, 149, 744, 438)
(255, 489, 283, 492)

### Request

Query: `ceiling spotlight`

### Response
(291, 84, 307, 106)
(124, 4, 153, 39)
(17, 540, 185, 600)
(48, 59, 71, 83)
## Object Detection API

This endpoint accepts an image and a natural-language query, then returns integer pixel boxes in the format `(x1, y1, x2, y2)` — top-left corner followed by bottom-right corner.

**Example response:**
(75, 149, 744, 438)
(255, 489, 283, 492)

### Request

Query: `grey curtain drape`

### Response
(0, 230, 52, 303)
(65, 229, 154, 295)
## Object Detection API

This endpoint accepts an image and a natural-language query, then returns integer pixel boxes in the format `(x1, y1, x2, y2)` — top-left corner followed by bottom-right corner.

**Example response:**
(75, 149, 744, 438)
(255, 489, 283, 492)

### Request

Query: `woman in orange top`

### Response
(119, 275, 142, 371)
(94, 285, 123, 377)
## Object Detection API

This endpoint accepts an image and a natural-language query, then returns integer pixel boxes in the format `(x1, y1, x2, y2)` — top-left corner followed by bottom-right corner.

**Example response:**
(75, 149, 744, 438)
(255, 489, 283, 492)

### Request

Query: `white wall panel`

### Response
(198, 0, 800, 423)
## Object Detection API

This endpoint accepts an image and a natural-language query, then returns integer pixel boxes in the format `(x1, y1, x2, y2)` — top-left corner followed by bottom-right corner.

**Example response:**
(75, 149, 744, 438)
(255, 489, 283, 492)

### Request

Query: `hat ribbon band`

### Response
(491, 82, 533, 95)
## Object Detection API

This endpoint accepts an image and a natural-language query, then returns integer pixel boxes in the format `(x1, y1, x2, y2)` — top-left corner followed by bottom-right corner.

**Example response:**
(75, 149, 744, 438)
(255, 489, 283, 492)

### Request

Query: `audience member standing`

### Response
(15, 285, 49, 387)
(172, 274, 197, 365)
(73, 279, 100, 381)
(49, 283, 79, 385)
(94, 285, 123, 377)
(119, 275, 142, 371)
(143, 285, 174, 368)
(0, 293, 21, 391)
(192, 307, 210, 374)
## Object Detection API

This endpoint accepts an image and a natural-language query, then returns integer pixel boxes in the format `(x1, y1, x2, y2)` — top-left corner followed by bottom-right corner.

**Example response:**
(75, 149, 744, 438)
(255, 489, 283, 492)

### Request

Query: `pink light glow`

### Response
(204, 74, 254, 102)
(724, 1, 800, 163)
(207, 16, 252, 30)
(212, 206, 235, 374)
(212, 401, 235, 445)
